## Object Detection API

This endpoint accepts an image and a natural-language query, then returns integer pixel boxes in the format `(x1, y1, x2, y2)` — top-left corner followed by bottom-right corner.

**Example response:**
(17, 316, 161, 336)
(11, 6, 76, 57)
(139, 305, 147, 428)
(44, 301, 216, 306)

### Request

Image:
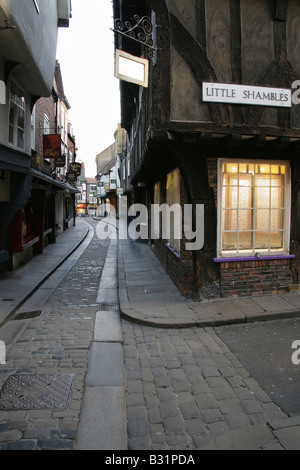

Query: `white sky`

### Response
(56, 0, 121, 178)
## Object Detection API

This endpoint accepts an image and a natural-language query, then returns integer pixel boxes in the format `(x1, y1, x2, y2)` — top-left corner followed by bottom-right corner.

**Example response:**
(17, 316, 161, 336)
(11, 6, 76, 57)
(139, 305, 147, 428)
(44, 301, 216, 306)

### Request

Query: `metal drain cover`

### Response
(12, 310, 42, 321)
(0, 374, 73, 410)
(144, 288, 165, 294)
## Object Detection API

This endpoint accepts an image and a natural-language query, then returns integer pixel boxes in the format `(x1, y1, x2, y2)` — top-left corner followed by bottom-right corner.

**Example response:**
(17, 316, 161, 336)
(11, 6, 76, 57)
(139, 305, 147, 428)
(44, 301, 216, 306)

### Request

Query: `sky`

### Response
(56, 0, 121, 178)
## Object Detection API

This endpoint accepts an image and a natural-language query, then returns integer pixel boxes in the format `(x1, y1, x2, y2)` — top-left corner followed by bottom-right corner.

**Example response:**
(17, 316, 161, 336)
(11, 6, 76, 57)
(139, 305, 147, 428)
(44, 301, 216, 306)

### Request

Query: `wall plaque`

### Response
(203, 82, 292, 108)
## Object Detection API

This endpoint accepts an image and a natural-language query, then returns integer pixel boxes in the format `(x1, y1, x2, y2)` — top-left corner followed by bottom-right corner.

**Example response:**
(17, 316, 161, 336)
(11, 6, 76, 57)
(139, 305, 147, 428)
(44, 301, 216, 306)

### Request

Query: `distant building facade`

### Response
(96, 126, 125, 217)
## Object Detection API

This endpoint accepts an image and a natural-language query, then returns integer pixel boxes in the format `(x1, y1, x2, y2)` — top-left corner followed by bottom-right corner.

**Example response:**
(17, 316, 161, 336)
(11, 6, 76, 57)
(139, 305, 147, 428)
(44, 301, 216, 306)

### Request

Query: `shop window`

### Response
(44, 114, 50, 134)
(166, 168, 181, 254)
(218, 160, 291, 257)
(9, 81, 25, 150)
(10, 203, 40, 253)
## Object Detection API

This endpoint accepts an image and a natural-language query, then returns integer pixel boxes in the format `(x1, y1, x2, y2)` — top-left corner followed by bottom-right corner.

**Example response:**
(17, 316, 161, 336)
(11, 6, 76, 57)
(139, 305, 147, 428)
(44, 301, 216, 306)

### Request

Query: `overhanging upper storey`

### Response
(167, 0, 300, 136)
(0, 0, 72, 96)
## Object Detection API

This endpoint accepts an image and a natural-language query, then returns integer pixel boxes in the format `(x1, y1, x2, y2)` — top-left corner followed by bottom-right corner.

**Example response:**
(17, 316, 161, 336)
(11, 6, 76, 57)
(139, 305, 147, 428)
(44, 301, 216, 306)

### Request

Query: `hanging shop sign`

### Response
(69, 162, 82, 177)
(55, 155, 66, 168)
(66, 171, 77, 182)
(43, 134, 61, 159)
(115, 49, 149, 88)
(203, 82, 292, 108)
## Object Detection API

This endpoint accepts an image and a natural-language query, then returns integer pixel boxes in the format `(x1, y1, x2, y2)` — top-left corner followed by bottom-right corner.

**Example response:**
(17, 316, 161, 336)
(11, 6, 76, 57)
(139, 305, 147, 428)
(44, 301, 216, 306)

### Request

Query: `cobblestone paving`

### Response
(0, 218, 290, 451)
(122, 321, 287, 450)
(0, 219, 109, 450)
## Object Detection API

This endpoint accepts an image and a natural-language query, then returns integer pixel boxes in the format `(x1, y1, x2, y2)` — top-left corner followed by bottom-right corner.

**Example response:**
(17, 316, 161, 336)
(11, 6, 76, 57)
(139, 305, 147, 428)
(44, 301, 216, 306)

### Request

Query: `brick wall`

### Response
(220, 259, 293, 297)
(34, 95, 56, 174)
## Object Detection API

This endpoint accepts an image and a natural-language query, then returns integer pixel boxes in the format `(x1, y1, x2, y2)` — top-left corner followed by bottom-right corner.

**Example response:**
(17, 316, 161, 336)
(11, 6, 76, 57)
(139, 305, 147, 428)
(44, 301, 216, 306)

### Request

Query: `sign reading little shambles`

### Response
(203, 82, 292, 108)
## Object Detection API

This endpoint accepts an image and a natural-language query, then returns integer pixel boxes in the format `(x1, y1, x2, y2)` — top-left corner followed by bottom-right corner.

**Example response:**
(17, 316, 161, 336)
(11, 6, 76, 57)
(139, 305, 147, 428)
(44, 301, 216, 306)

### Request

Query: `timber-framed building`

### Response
(114, 0, 300, 300)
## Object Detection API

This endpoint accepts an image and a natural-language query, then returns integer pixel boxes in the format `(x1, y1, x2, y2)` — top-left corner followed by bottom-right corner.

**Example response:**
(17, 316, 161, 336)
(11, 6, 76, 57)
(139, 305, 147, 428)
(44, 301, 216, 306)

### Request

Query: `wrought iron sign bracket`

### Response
(112, 15, 157, 59)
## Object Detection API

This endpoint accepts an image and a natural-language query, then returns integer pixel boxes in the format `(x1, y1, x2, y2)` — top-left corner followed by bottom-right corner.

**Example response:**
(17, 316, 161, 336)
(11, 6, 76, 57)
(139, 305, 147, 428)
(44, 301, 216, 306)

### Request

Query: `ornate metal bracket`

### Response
(113, 15, 155, 58)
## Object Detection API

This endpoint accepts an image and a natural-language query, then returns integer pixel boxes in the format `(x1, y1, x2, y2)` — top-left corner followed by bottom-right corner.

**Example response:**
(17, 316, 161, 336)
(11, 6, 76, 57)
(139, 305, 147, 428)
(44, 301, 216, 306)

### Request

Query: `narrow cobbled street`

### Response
(0, 218, 298, 451)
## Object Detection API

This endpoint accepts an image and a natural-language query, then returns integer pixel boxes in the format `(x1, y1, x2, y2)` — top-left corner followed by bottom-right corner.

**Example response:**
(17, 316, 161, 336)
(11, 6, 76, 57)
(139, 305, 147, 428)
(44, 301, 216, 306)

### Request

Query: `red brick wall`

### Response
(219, 259, 293, 297)
(34, 95, 56, 174)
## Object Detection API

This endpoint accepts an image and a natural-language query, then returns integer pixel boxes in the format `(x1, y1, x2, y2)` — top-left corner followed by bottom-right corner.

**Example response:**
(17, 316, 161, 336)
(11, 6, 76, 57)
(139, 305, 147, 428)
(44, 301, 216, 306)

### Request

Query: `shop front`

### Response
(8, 169, 77, 270)
(156, 129, 300, 299)
(132, 125, 300, 300)
(0, 147, 31, 273)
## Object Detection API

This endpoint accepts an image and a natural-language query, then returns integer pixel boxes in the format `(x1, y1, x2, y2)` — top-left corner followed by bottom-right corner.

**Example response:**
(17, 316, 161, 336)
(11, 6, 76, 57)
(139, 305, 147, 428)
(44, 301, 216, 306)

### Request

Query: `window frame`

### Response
(217, 158, 291, 259)
(8, 80, 26, 150)
(44, 114, 50, 135)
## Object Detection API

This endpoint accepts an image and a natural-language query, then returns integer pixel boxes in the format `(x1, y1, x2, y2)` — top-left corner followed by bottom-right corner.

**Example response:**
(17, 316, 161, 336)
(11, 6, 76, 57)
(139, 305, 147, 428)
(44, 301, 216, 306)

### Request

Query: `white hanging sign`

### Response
(115, 49, 149, 88)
